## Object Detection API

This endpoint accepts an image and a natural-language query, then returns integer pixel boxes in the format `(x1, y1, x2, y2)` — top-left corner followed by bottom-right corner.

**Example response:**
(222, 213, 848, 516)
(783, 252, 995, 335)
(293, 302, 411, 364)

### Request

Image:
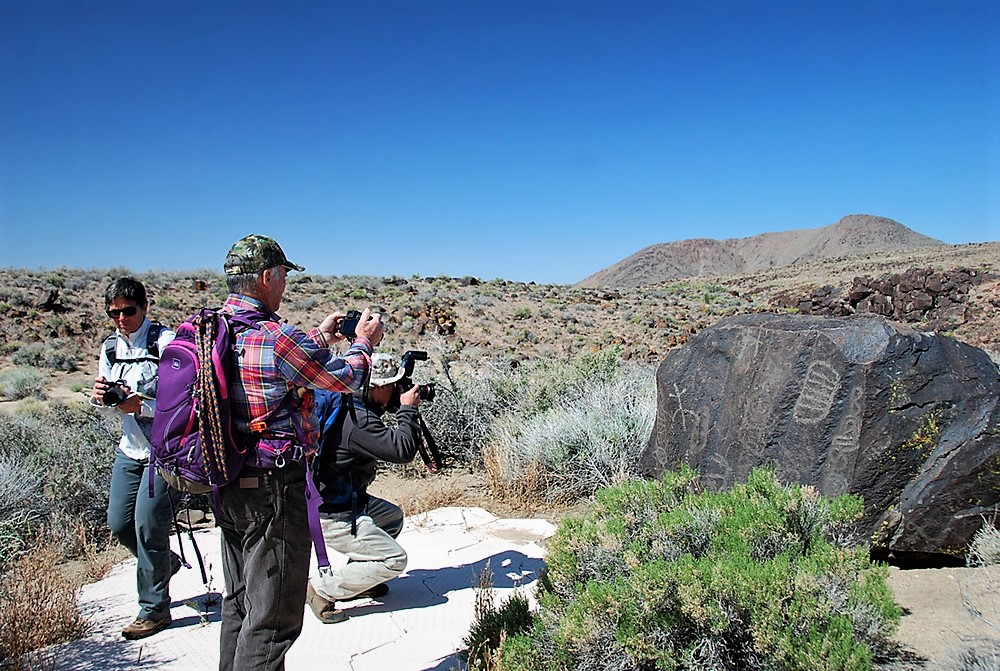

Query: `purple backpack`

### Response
(151, 308, 270, 493)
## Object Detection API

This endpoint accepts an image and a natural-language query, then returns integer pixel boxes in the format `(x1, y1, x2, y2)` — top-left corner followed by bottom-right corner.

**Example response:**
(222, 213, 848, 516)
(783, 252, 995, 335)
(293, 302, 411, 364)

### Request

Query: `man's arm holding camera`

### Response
(350, 386, 423, 464)
(279, 307, 386, 394)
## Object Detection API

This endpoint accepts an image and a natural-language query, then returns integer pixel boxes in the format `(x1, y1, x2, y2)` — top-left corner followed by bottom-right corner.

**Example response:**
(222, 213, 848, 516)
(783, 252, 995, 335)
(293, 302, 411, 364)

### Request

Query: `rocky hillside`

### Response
(578, 214, 943, 287)
(0, 239, 998, 404)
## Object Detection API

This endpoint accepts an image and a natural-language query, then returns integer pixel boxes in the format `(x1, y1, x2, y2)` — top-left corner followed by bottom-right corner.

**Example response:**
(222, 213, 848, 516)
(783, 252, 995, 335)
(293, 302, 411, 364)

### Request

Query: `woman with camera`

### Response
(90, 277, 178, 640)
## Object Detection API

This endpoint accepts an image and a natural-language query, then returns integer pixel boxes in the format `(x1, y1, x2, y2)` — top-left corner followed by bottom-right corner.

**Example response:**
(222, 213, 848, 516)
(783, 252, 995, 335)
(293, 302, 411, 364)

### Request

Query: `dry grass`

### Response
(396, 484, 465, 516)
(0, 536, 91, 667)
(482, 443, 551, 510)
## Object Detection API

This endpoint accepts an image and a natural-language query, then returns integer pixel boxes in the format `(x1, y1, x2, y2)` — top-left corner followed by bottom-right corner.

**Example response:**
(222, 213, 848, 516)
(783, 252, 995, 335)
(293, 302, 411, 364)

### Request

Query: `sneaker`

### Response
(341, 582, 389, 601)
(122, 616, 171, 640)
(306, 582, 348, 624)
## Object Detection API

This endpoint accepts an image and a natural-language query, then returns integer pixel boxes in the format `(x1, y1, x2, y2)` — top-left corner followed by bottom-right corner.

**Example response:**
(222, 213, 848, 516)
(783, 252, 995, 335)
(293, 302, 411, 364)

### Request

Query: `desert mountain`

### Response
(577, 214, 944, 288)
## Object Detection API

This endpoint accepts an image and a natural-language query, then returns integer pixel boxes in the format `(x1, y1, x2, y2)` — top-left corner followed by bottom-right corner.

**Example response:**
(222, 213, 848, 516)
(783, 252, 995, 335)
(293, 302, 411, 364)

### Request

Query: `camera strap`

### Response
(416, 415, 443, 474)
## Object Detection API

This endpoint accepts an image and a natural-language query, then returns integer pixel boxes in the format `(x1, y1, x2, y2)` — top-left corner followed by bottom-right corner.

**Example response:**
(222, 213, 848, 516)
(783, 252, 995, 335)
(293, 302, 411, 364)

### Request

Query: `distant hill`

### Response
(577, 215, 944, 288)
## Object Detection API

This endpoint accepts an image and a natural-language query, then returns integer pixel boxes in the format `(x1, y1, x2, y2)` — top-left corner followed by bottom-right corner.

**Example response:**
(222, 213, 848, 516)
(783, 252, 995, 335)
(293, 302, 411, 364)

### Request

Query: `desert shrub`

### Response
(967, 519, 1000, 567)
(0, 535, 91, 665)
(0, 402, 118, 561)
(492, 468, 900, 671)
(464, 562, 534, 671)
(484, 360, 656, 501)
(291, 295, 323, 311)
(485, 368, 655, 502)
(10, 340, 78, 371)
(0, 367, 48, 401)
(422, 348, 653, 501)
(0, 455, 45, 566)
(155, 294, 180, 310)
(949, 644, 1000, 671)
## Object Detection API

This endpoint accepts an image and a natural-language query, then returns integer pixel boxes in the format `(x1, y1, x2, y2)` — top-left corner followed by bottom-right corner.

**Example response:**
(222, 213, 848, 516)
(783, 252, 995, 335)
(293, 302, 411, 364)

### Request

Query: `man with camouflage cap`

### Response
(217, 234, 384, 671)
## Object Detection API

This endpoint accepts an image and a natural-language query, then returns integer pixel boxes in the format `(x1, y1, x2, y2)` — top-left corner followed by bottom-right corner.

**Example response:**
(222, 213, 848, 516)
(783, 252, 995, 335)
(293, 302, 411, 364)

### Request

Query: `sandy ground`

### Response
(883, 565, 1000, 670)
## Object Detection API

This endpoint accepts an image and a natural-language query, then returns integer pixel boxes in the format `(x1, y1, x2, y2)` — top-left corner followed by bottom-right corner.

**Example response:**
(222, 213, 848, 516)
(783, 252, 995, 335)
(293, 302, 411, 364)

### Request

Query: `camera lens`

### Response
(419, 383, 435, 402)
(103, 386, 128, 406)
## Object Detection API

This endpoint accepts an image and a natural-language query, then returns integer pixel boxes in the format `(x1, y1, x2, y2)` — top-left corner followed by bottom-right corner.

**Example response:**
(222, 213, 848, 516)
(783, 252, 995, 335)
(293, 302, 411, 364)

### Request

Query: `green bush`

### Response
(155, 295, 180, 310)
(0, 367, 48, 401)
(10, 340, 78, 371)
(463, 562, 535, 671)
(494, 468, 901, 671)
(0, 403, 119, 564)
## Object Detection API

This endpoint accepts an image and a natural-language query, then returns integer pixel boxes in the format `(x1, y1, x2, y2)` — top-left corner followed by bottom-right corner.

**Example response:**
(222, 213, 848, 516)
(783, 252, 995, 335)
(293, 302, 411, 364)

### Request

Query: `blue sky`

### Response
(1, 0, 998, 284)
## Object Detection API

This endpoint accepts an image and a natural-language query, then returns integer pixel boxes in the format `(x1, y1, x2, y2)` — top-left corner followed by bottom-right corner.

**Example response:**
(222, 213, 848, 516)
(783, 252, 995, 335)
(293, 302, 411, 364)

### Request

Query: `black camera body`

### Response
(103, 379, 130, 406)
(387, 350, 436, 412)
(339, 309, 362, 341)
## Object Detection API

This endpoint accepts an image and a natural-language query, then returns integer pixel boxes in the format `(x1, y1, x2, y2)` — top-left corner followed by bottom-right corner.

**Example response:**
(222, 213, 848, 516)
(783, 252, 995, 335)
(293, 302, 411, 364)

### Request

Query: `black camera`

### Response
(102, 379, 130, 406)
(339, 310, 362, 341)
(387, 350, 436, 411)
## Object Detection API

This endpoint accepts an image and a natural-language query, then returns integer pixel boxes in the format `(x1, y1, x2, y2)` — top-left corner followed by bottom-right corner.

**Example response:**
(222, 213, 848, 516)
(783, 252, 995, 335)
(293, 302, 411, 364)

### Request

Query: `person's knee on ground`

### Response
(385, 547, 407, 575)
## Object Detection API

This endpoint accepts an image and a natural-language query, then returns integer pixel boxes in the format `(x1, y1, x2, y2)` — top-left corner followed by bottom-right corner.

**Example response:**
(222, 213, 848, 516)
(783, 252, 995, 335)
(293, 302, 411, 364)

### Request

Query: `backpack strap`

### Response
(104, 322, 165, 368)
(103, 333, 118, 368)
(146, 321, 165, 358)
(305, 460, 331, 575)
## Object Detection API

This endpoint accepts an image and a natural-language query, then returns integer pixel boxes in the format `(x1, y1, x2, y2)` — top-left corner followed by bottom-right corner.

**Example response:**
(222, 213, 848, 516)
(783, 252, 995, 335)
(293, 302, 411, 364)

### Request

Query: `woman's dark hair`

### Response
(104, 277, 148, 309)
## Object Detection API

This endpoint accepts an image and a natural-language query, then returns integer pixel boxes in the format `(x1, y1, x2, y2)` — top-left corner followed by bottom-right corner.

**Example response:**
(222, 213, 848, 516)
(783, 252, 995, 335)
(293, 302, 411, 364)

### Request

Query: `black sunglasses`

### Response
(106, 306, 139, 319)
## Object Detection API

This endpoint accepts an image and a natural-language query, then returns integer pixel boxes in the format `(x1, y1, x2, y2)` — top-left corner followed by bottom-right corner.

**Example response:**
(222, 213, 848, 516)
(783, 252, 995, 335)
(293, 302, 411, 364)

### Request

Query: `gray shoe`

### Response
(306, 582, 348, 624)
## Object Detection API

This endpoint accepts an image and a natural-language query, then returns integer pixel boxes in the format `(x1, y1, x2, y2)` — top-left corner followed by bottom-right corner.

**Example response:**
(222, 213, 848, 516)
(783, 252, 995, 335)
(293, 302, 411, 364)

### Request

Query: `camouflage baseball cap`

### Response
(224, 234, 305, 275)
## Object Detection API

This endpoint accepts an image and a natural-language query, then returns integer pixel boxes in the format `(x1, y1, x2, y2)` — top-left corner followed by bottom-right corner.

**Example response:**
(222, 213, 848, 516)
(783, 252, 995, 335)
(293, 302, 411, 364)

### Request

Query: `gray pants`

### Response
(107, 449, 178, 621)
(217, 462, 311, 671)
(311, 495, 407, 601)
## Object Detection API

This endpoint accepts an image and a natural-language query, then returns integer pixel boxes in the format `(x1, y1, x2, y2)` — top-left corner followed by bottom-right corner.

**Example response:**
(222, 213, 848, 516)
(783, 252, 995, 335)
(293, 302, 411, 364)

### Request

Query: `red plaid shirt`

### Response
(222, 294, 372, 454)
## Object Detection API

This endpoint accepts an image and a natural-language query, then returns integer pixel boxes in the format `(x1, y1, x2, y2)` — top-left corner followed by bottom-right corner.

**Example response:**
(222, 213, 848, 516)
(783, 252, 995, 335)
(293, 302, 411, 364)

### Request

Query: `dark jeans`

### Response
(107, 449, 178, 621)
(217, 462, 311, 671)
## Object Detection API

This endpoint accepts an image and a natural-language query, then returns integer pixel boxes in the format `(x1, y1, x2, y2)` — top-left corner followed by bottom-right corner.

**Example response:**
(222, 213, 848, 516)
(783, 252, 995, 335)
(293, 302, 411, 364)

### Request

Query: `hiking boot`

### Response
(341, 582, 389, 601)
(122, 616, 171, 640)
(306, 582, 348, 624)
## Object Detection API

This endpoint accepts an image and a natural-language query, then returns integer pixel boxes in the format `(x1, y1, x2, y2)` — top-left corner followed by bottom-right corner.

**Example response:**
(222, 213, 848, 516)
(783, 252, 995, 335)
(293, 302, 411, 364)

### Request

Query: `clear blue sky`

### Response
(1, 0, 998, 284)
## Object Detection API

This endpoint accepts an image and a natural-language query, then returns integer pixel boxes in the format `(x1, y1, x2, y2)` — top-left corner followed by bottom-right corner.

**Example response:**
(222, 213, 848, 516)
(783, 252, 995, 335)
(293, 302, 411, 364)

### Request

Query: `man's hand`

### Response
(399, 384, 421, 407)
(354, 308, 384, 347)
(91, 376, 110, 403)
(318, 308, 384, 348)
(318, 311, 347, 346)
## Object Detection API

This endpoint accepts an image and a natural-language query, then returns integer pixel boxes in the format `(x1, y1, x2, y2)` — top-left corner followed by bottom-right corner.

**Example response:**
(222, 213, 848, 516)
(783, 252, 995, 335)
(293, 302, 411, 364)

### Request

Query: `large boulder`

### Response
(641, 313, 1000, 565)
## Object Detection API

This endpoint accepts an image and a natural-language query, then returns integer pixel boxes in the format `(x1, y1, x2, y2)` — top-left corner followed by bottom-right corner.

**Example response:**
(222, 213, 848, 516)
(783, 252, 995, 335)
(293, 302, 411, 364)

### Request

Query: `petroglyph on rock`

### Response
(793, 360, 841, 424)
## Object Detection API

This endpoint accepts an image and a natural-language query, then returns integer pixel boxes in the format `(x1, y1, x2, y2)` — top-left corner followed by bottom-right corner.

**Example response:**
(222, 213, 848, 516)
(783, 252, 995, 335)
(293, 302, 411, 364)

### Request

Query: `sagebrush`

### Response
(0, 402, 119, 565)
(487, 467, 901, 671)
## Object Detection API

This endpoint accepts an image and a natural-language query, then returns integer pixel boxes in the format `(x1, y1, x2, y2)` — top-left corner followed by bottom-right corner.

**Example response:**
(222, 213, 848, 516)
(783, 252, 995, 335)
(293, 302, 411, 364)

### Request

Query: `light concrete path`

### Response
(48, 507, 555, 671)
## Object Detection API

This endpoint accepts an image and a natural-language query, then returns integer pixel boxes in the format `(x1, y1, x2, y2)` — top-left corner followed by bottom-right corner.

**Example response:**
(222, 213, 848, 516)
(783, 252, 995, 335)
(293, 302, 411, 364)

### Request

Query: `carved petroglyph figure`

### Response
(734, 328, 763, 365)
(793, 360, 842, 424)
(831, 385, 864, 454)
(668, 383, 689, 430)
(823, 385, 865, 494)
(687, 409, 709, 457)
